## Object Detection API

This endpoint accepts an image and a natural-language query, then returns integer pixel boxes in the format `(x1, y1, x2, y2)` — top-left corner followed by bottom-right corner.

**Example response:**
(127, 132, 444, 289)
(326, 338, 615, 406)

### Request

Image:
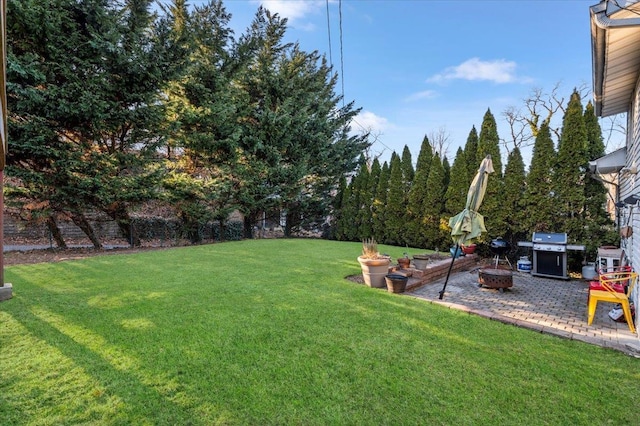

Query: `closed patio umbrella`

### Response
(439, 155, 494, 299)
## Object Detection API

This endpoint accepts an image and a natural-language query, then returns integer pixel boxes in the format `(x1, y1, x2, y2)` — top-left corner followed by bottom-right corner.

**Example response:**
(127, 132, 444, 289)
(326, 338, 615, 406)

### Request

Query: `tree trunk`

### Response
(46, 215, 67, 249)
(70, 212, 102, 249)
(104, 202, 140, 247)
(243, 215, 253, 239)
(284, 210, 293, 238)
(218, 219, 226, 241)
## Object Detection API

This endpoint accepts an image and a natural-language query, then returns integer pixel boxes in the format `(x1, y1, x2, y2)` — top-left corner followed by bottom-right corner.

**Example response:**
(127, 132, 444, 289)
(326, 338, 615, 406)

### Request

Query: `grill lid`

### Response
(532, 232, 567, 244)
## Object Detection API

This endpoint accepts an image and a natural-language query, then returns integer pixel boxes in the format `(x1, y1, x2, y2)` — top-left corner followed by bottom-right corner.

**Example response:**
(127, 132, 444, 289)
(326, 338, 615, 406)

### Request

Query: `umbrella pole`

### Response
(438, 243, 459, 300)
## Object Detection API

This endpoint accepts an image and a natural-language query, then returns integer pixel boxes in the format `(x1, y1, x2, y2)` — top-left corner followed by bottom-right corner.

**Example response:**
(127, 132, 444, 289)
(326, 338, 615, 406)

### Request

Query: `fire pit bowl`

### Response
(478, 268, 513, 292)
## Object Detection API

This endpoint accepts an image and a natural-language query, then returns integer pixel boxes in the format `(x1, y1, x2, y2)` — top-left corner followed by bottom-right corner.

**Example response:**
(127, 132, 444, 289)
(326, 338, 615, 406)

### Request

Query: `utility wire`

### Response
(612, 0, 640, 17)
(339, 0, 345, 108)
(325, 0, 333, 68)
(330, 0, 390, 156)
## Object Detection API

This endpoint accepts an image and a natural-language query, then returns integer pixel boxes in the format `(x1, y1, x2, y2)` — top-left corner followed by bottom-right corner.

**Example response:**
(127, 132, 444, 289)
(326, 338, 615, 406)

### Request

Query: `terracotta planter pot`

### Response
(397, 257, 411, 269)
(462, 244, 477, 254)
(357, 256, 391, 288)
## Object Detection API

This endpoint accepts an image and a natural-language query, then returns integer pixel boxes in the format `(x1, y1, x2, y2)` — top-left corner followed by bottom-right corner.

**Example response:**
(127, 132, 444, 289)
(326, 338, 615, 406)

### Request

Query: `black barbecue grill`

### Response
(517, 232, 585, 279)
(489, 237, 512, 269)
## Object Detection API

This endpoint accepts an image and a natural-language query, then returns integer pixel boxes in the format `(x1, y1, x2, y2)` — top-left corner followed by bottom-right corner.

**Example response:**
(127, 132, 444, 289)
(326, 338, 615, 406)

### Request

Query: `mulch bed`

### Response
(2, 245, 168, 266)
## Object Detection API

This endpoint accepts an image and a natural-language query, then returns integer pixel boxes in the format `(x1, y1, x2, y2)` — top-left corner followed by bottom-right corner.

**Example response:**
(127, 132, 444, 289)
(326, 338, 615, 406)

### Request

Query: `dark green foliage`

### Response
(464, 126, 479, 183)
(444, 148, 468, 216)
(338, 158, 368, 241)
(583, 101, 615, 257)
(355, 161, 372, 238)
(372, 161, 390, 242)
(385, 153, 406, 245)
(7, 0, 368, 245)
(442, 156, 451, 189)
(422, 153, 446, 249)
(331, 93, 613, 256)
(130, 217, 243, 243)
(365, 159, 382, 238)
(401, 145, 415, 189)
(554, 90, 588, 241)
(503, 147, 527, 246)
(7, 0, 180, 247)
(477, 109, 506, 240)
(335, 181, 354, 241)
(234, 8, 368, 237)
(329, 175, 347, 240)
(162, 0, 240, 243)
(406, 136, 433, 247)
(522, 121, 557, 233)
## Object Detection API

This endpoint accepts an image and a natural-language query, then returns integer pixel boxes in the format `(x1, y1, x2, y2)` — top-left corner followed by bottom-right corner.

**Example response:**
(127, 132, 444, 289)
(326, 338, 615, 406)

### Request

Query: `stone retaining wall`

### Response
(391, 254, 479, 292)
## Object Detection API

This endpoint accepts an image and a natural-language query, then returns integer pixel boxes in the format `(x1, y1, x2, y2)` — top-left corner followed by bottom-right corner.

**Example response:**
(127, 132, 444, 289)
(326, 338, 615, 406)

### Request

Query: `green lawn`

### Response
(1, 239, 639, 425)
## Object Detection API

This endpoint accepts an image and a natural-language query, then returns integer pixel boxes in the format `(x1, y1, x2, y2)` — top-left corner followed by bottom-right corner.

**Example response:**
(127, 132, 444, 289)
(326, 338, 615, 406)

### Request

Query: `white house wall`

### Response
(621, 75, 640, 327)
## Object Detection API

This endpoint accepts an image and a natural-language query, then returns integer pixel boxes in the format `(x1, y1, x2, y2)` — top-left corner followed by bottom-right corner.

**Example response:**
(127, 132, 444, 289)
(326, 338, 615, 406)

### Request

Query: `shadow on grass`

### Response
(2, 287, 230, 424)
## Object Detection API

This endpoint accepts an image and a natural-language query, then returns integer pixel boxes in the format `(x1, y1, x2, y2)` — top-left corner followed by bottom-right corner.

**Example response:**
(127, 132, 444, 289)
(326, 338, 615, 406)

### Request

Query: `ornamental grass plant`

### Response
(1, 239, 640, 425)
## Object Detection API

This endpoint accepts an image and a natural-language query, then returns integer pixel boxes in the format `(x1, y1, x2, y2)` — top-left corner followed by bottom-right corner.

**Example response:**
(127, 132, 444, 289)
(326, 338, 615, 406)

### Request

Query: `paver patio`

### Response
(406, 268, 640, 357)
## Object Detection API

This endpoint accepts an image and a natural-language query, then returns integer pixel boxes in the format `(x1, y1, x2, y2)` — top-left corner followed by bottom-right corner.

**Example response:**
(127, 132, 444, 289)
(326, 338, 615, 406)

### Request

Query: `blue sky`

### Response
(191, 0, 618, 167)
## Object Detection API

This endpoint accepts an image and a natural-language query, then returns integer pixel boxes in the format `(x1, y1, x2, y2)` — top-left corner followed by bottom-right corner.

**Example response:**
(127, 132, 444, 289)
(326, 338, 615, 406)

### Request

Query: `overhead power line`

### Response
(325, 0, 333, 68)
(339, 0, 345, 108)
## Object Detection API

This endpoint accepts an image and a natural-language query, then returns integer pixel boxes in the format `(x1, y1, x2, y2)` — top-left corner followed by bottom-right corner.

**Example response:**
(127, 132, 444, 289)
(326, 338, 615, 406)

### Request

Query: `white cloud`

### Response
(353, 110, 389, 134)
(428, 58, 519, 84)
(256, 1, 326, 25)
(405, 90, 438, 102)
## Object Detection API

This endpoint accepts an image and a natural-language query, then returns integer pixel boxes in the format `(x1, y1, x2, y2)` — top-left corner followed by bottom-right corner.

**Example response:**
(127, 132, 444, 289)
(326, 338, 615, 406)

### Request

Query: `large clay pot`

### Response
(357, 256, 391, 288)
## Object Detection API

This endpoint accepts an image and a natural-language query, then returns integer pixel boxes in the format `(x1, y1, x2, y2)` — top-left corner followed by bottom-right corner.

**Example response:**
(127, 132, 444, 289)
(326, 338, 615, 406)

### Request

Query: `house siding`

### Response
(619, 75, 640, 332)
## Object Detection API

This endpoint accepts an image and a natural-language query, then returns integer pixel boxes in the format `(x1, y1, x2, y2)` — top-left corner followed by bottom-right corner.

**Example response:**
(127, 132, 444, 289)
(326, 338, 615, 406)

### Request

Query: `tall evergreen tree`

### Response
(464, 126, 479, 183)
(406, 136, 433, 247)
(477, 109, 506, 239)
(522, 121, 557, 232)
(360, 159, 381, 239)
(353, 159, 371, 239)
(422, 153, 446, 249)
(583, 101, 615, 256)
(385, 153, 405, 245)
(235, 7, 367, 238)
(554, 89, 588, 241)
(442, 156, 451, 189)
(503, 147, 527, 246)
(373, 161, 390, 242)
(335, 181, 354, 241)
(336, 160, 368, 242)
(7, 0, 184, 247)
(162, 0, 242, 242)
(401, 145, 415, 189)
(330, 175, 347, 240)
(444, 147, 468, 216)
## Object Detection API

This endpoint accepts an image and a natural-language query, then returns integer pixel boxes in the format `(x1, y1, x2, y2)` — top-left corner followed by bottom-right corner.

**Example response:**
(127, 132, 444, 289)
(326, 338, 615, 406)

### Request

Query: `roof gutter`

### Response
(590, 1, 640, 116)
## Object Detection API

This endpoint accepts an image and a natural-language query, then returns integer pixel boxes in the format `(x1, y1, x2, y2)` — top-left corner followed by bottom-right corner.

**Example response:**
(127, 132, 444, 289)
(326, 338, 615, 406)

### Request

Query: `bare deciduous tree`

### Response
(501, 82, 591, 154)
(428, 126, 451, 159)
(600, 114, 627, 151)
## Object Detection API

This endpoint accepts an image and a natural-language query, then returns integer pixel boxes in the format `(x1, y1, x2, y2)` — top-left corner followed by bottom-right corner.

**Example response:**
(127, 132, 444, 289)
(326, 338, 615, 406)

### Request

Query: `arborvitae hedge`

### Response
(332, 94, 618, 258)
(522, 121, 556, 232)
(385, 153, 406, 246)
(445, 147, 469, 217)
(503, 147, 527, 246)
